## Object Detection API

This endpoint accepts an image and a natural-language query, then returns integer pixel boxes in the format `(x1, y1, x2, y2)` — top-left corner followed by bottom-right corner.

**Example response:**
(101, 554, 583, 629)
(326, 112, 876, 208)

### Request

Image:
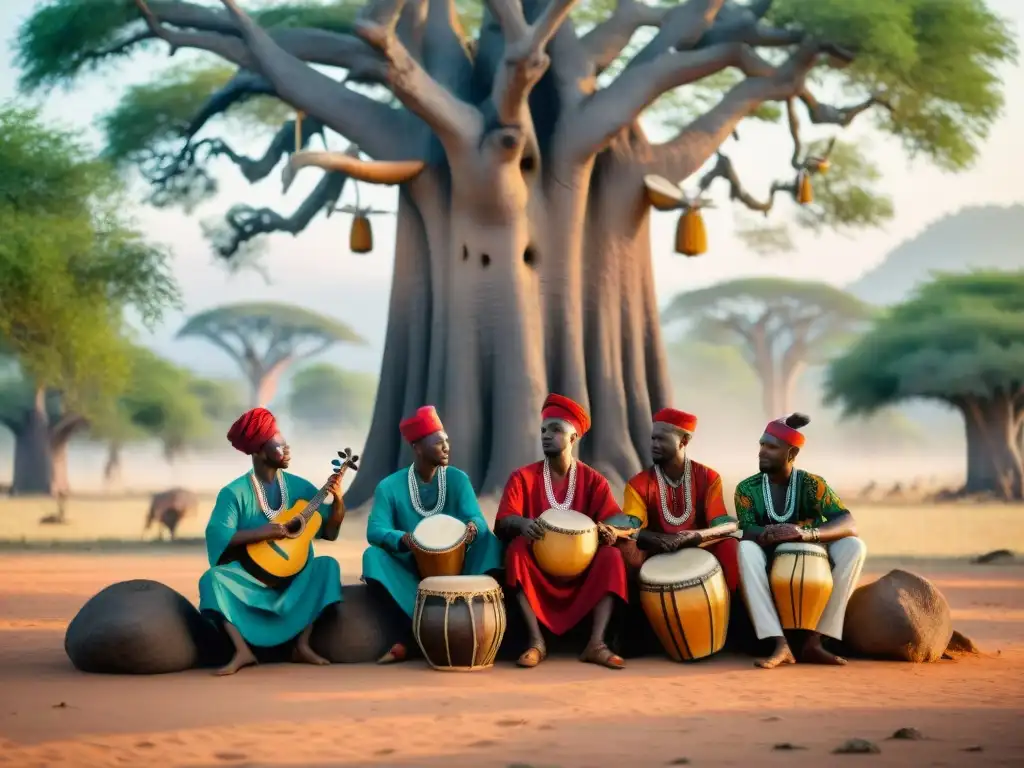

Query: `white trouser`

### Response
(738, 537, 867, 641)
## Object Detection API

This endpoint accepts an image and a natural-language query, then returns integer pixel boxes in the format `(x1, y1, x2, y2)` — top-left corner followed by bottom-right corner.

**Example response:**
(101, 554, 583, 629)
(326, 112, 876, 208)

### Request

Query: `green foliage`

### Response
(769, 0, 1018, 171)
(288, 362, 378, 430)
(825, 271, 1024, 415)
(0, 104, 180, 419)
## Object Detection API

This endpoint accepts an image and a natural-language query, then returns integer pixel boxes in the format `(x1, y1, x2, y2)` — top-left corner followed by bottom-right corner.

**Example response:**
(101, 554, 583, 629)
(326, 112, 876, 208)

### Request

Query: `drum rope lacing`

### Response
(654, 458, 693, 526)
(250, 470, 289, 521)
(542, 458, 577, 512)
(762, 469, 799, 523)
(408, 464, 447, 516)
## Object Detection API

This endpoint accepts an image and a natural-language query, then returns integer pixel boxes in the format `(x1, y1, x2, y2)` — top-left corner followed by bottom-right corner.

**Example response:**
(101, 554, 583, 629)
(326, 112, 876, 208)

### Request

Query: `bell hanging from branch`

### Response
(796, 170, 814, 205)
(349, 214, 373, 254)
(294, 110, 305, 152)
(675, 206, 708, 257)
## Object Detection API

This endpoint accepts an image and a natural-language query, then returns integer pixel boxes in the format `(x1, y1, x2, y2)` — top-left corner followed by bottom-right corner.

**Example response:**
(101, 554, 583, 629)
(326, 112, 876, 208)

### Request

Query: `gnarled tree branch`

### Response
(697, 152, 794, 214)
(580, 0, 670, 74)
(628, 0, 726, 68)
(799, 89, 893, 127)
(282, 148, 425, 192)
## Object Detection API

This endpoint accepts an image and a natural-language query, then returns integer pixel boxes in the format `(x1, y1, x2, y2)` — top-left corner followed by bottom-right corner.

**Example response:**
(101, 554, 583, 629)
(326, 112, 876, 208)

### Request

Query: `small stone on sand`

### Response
(667, 759, 690, 766)
(774, 743, 806, 750)
(962, 745, 984, 752)
(833, 738, 881, 754)
(890, 727, 924, 740)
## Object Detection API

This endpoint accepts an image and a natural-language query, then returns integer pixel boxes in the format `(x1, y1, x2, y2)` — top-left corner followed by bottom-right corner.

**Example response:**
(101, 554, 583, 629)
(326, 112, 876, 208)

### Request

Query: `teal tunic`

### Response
(362, 466, 504, 617)
(198, 472, 343, 648)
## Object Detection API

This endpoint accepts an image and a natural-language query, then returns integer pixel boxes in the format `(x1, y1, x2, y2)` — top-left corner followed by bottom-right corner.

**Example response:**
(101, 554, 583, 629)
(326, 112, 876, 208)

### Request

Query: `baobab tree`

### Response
(14, 0, 1014, 503)
(663, 277, 874, 418)
(178, 302, 366, 406)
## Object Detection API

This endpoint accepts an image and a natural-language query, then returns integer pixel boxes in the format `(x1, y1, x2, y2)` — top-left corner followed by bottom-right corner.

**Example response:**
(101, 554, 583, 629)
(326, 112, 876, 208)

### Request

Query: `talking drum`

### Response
(532, 509, 599, 579)
(769, 541, 834, 630)
(410, 514, 468, 579)
(638, 548, 730, 662)
(412, 575, 506, 671)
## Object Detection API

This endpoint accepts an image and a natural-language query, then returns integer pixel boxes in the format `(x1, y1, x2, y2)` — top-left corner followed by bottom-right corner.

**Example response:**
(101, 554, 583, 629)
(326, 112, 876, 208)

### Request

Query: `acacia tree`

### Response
(0, 104, 179, 495)
(178, 301, 365, 406)
(15, 0, 1015, 502)
(826, 272, 1024, 501)
(288, 362, 378, 430)
(663, 277, 873, 417)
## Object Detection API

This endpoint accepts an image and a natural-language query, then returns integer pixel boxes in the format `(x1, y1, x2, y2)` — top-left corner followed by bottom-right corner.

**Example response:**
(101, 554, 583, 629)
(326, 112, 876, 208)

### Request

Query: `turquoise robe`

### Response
(198, 472, 343, 648)
(362, 466, 504, 617)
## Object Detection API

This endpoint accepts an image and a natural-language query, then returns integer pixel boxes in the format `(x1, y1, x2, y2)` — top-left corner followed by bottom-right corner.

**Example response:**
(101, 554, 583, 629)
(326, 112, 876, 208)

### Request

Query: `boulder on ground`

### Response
(310, 583, 403, 663)
(65, 579, 228, 674)
(842, 569, 952, 662)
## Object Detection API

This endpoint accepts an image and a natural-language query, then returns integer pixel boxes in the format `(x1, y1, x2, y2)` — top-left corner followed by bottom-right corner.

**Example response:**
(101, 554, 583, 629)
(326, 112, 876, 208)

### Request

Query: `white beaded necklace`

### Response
(407, 464, 447, 516)
(543, 458, 577, 511)
(250, 470, 288, 521)
(655, 458, 693, 526)
(762, 470, 799, 523)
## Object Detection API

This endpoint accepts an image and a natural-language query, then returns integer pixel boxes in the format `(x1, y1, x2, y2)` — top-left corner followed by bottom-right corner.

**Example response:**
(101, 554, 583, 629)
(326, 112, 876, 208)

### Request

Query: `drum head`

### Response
(775, 541, 828, 556)
(413, 514, 467, 551)
(419, 574, 500, 594)
(538, 508, 595, 533)
(639, 547, 719, 586)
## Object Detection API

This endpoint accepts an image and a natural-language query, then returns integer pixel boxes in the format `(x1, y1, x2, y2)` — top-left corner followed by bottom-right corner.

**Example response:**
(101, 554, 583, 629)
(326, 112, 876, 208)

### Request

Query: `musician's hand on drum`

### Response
(399, 532, 414, 551)
(647, 532, 674, 554)
(674, 531, 702, 549)
(465, 521, 478, 545)
(763, 523, 802, 545)
(597, 523, 617, 546)
(522, 519, 546, 541)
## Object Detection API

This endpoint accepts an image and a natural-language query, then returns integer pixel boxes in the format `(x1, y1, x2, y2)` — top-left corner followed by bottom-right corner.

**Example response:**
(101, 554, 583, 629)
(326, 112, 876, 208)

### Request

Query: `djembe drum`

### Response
(412, 575, 506, 671)
(770, 541, 834, 630)
(638, 548, 730, 662)
(531, 509, 598, 579)
(410, 514, 468, 579)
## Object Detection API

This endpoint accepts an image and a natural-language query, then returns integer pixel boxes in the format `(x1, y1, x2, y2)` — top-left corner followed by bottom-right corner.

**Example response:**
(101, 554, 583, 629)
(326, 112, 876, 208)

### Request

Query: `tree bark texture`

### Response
(130, 0, 872, 504)
(959, 395, 1024, 501)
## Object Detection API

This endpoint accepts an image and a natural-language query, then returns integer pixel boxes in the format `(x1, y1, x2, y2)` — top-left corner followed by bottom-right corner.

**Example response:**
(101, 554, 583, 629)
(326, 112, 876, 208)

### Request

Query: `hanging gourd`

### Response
(676, 206, 708, 257)
(294, 110, 305, 152)
(796, 170, 813, 205)
(349, 213, 373, 253)
(815, 158, 830, 174)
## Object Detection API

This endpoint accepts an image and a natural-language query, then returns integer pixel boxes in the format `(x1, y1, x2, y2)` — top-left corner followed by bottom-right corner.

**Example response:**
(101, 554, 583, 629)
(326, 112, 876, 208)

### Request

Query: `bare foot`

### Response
(292, 642, 330, 666)
(377, 642, 408, 665)
(516, 643, 547, 668)
(755, 638, 796, 670)
(801, 635, 848, 666)
(214, 650, 258, 676)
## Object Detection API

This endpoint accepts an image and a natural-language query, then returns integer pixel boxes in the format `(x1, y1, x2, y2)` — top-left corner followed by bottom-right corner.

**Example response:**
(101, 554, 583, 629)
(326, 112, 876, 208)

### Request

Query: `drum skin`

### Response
(638, 548, 730, 662)
(532, 509, 598, 579)
(411, 514, 468, 579)
(413, 575, 506, 671)
(770, 542, 834, 630)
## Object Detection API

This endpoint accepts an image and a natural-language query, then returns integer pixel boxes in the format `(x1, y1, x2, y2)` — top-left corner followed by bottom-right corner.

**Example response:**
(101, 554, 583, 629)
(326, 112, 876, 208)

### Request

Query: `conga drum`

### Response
(638, 548, 730, 662)
(412, 575, 506, 671)
(770, 542, 834, 630)
(410, 514, 468, 578)
(531, 509, 598, 579)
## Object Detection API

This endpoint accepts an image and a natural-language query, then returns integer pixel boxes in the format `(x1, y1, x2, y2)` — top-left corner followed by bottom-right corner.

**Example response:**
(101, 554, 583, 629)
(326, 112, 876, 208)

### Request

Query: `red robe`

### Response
(623, 462, 739, 592)
(496, 460, 629, 635)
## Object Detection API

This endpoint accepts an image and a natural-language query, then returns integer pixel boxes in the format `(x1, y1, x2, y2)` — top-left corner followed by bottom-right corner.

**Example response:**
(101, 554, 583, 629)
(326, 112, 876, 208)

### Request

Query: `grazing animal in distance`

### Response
(144, 488, 199, 540)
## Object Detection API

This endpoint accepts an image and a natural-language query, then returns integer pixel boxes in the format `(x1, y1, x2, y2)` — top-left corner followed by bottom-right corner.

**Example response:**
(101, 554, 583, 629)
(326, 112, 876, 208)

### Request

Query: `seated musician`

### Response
(362, 405, 504, 664)
(198, 408, 346, 676)
(623, 409, 739, 590)
(495, 393, 629, 670)
(735, 413, 867, 669)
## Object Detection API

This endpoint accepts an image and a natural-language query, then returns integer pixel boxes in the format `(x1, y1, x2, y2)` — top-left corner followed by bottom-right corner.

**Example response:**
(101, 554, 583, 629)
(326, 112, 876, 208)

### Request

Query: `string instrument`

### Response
(242, 449, 359, 587)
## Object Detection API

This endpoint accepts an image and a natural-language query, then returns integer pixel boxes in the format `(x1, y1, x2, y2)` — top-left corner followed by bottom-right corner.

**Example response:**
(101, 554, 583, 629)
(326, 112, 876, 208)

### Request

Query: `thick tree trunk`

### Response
(10, 388, 54, 496)
(960, 397, 1024, 501)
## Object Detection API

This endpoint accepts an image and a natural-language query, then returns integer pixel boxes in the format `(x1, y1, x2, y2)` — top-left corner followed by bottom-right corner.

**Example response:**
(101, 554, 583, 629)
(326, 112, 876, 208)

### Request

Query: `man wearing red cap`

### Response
(735, 413, 867, 670)
(622, 409, 740, 603)
(362, 406, 504, 664)
(495, 393, 630, 670)
(198, 407, 350, 675)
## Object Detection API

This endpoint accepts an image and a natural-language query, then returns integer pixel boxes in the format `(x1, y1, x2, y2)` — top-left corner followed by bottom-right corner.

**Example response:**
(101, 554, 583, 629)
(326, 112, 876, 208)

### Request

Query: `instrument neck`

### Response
(300, 483, 332, 521)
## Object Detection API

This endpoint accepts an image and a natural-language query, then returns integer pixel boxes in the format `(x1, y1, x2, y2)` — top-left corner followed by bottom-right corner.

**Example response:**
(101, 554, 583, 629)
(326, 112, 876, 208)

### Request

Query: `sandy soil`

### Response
(0, 551, 1021, 768)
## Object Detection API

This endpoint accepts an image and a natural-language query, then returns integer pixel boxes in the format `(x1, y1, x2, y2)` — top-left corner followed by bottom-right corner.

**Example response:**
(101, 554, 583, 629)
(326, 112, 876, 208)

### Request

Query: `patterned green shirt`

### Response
(733, 470, 849, 531)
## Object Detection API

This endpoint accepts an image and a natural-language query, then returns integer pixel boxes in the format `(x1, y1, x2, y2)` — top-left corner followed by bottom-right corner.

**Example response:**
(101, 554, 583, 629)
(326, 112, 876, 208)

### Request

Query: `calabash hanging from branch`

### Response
(643, 175, 714, 257)
(331, 180, 394, 254)
(795, 137, 837, 207)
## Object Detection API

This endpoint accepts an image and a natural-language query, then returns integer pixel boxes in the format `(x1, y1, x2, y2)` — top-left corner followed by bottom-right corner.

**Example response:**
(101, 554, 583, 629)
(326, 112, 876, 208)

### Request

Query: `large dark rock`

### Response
(310, 583, 404, 663)
(842, 570, 952, 662)
(65, 579, 228, 674)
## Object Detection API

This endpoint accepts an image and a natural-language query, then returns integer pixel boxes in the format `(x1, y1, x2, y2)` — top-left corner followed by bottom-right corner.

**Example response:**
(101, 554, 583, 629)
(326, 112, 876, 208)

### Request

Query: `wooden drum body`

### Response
(770, 542, 834, 631)
(531, 509, 598, 579)
(410, 514, 468, 579)
(412, 575, 506, 671)
(638, 548, 730, 662)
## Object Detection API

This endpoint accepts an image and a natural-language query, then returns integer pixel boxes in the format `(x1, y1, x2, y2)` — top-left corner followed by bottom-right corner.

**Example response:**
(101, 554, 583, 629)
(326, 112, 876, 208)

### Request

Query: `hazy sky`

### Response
(2, 0, 1022, 380)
